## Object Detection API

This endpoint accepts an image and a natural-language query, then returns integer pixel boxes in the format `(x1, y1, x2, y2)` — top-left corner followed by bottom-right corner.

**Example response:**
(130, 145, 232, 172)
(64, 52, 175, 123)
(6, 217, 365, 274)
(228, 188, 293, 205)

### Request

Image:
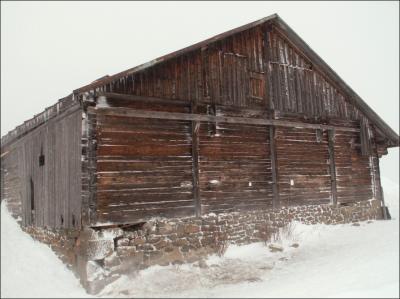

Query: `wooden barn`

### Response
(1, 13, 398, 232)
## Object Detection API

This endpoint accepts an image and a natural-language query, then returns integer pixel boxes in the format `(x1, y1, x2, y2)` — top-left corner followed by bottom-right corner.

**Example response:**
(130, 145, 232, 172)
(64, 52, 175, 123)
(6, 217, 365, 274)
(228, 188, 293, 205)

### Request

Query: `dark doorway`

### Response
(30, 177, 35, 224)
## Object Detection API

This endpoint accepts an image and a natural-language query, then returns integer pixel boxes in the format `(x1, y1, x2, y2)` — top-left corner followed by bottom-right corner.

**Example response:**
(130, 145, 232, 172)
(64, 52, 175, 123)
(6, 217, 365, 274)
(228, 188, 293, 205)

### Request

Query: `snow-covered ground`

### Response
(0, 203, 90, 298)
(1, 177, 399, 298)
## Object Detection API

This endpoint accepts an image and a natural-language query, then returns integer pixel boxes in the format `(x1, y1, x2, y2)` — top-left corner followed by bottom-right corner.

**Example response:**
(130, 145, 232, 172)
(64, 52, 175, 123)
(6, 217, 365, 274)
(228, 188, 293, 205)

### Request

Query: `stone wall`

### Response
(21, 199, 384, 294)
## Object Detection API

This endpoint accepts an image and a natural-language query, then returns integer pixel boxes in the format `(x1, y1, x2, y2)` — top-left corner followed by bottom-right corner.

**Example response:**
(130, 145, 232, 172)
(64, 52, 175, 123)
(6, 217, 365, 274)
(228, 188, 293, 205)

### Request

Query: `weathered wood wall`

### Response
(274, 114, 331, 206)
(93, 25, 266, 108)
(330, 118, 374, 204)
(1, 19, 389, 228)
(266, 28, 356, 119)
(198, 106, 272, 214)
(87, 94, 380, 225)
(90, 97, 194, 224)
(79, 22, 385, 225)
(1, 146, 24, 222)
(90, 24, 368, 124)
(1, 107, 82, 228)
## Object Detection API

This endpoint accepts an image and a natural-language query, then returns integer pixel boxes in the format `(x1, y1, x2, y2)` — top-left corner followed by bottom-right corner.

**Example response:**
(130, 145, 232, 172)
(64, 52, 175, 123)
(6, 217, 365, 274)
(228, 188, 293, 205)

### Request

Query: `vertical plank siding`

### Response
(266, 29, 361, 121)
(1, 146, 23, 222)
(1, 108, 82, 228)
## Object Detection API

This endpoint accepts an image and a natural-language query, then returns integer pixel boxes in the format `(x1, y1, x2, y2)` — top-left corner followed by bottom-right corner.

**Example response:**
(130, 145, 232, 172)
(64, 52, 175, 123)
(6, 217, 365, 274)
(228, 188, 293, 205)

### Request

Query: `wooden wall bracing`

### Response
(328, 129, 338, 205)
(190, 103, 201, 217)
(81, 104, 98, 226)
(81, 109, 90, 226)
(1, 107, 82, 228)
(370, 149, 383, 203)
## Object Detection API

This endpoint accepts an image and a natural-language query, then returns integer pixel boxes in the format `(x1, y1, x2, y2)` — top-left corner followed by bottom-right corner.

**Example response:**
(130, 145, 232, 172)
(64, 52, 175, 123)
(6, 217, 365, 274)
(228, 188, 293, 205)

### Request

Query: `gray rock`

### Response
(268, 243, 284, 252)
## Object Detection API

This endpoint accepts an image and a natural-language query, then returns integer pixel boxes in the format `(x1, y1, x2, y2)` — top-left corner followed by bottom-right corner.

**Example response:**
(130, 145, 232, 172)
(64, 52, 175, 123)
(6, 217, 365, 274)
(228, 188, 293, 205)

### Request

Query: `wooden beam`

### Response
(328, 129, 337, 206)
(191, 103, 201, 217)
(269, 124, 280, 209)
(90, 107, 360, 133)
(262, 22, 273, 110)
(360, 119, 370, 156)
(371, 148, 388, 219)
(97, 92, 190, 107)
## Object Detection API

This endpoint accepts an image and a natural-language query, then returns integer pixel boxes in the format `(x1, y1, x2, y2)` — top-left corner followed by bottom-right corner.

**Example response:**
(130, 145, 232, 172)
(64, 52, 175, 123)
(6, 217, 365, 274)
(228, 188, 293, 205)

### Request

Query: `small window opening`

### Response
(39, 146, 45, 167)
(60, 215, 64, 225)
(39, 154, 45, 166)
(72, 214, 76, 227)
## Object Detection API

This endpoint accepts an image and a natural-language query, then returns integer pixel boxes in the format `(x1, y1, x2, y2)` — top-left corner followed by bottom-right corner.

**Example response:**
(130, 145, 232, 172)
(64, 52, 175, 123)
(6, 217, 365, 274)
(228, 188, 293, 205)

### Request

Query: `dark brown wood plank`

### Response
(269, 124, 279, 208)
(328, 129, 337, 205)
(191, 103, 201, 217)
(90, 106, 360, 132)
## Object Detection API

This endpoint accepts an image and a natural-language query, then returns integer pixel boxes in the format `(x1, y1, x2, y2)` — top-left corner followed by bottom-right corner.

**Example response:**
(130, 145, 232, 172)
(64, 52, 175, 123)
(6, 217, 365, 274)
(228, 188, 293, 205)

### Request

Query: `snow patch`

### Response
(0, 202, 91, 298)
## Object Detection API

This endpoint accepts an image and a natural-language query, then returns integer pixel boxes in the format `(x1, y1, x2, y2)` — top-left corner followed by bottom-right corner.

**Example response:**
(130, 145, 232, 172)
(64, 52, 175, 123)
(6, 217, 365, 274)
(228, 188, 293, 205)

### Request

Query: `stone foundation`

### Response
(22, 199, 384, 294)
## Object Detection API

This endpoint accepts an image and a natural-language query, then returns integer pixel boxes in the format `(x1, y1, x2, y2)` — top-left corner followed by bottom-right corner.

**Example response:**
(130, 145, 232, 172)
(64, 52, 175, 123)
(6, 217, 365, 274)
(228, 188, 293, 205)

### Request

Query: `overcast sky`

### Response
(1, 1, 399, 182)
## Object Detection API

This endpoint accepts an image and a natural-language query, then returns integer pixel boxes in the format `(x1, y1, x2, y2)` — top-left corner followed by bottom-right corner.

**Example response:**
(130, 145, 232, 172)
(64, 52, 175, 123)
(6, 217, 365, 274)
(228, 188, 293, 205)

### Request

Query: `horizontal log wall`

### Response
(275, 114, 331, 206)
(199, 106, 273, 214)
(90, 96, 380, 225)
(92, 98, 194, 224)
(329, 118, 374, 204)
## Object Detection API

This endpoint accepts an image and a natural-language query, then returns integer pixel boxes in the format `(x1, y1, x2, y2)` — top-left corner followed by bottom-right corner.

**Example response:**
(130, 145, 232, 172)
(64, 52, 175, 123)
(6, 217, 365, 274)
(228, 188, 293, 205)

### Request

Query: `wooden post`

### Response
(269, 117, 280, 209)
(328, 129, 337, 206)
(191, 103, 201, 217)
(264, 24, 279, 209)
(262, 22, 273, 110)
(372, 149, 388, 220)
